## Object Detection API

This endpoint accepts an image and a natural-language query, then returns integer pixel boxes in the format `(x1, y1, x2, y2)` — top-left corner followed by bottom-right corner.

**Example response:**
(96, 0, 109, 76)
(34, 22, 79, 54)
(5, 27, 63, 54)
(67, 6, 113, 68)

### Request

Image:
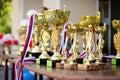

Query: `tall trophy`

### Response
(35, 13, 51, 65)
(31, 20, 41, 53)
(78, 12, 101, 71)
(112, 20, 120, 59)
(68, 23, 81, 63)
(95, 23, 107, 64)
(44, 7, 70, 67)
(63, 23, 82, 70)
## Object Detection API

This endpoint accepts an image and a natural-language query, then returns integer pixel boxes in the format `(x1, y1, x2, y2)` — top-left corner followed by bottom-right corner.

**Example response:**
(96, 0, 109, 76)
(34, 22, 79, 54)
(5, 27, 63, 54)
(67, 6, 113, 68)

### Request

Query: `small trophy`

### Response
(17, 19, 31, 56)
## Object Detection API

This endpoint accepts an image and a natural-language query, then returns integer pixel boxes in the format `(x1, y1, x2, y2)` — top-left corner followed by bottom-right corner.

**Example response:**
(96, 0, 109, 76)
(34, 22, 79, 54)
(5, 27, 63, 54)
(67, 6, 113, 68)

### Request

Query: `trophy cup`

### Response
(35, 13, 51, 65)
(63, 23, 82, 70)
(111, 20, 120, 65)
(30, 16, 41, 58)
(78, 12, 101, 71)
(17, 20, 30, 56)
(95, 23, 108, 69)
(44, 7, 70, 67)
(96, 23, 107, 64)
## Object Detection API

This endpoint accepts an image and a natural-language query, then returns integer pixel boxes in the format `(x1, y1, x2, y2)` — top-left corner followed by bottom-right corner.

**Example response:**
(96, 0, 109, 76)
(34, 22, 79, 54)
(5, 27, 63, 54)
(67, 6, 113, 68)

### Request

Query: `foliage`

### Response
(0, 0, 12, 34)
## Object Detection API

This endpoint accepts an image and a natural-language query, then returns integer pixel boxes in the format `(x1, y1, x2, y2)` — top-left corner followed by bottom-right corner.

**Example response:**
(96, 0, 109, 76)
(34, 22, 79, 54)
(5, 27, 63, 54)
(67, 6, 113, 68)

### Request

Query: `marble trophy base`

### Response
(96, 63, 108, 69)
(47, 60, 61, 67)
(78, 64, 99, 71)
(56, 63, 64, 69)
(64, 63, 78, 70)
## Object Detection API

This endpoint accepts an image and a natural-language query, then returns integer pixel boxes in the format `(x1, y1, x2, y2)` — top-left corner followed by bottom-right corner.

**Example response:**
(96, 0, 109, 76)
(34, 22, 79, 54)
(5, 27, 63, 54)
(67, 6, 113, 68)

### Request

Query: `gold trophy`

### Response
(63, 23, 83, 70)
(79, 23, 88, 59)
(17, 20, 28, 55)
(112, 20, 120, 59)
(36, 13, 50, 60)
(31, 21, 41, 53)
(44, 7, 70, 61)
(78, 12, 101, 71)
(44, 7, 70, 67)
(68, 23, 82, 63)
(95, 23, 107, 64)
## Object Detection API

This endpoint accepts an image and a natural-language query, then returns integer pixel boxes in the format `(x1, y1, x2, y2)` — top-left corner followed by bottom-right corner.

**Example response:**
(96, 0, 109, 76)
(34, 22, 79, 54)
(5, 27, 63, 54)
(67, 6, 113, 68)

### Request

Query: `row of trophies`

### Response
(17, 6, 120, 70)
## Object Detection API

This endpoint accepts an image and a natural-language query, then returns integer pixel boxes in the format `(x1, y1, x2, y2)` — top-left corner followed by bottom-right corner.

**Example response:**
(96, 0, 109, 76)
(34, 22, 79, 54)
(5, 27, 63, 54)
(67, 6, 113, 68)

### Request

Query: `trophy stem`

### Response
(116, 51, 120, 59)
(39, 46, 50, 59)
(51, 27, 61, 60)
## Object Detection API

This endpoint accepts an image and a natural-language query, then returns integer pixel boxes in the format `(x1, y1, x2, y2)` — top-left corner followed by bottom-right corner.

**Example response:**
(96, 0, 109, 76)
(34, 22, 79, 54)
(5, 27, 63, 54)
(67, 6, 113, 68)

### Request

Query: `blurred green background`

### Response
(0, 0, 12, 34)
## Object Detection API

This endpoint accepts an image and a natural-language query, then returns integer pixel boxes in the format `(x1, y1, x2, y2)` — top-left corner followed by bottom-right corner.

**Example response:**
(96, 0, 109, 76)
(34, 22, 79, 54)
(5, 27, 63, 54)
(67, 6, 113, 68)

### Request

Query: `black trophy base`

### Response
(47, 60, 61, 68)
(76, 58, 96, 64)
(29, 52, 41, 58)
(18, 51, 31, 57)
(40, 59, 48, 65)
(103, 56, 120, 65)
(76, 58, 84, 64)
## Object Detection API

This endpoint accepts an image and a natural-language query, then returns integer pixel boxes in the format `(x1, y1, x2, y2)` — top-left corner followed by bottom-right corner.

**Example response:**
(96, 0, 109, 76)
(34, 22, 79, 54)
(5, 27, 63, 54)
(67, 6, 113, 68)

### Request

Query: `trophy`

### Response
(36, 13, 50, 64)
(77, 12, 101, 71)
(44, 8, 70, 61)
(95, 23, 107, 64)
(17, 20, 29, 56)
(31, 20, 41, 52)
(44, 7, 70, 67)
(69, 23, 82, 63)
(63, 23, 83, 70)
(112, 20, 120, 59)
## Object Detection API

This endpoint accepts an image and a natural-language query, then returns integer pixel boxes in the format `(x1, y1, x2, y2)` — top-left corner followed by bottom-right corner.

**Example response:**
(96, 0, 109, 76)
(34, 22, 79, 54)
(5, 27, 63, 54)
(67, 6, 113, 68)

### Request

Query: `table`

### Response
(11, 59, 120, 80)
(0, 54, 20, 80)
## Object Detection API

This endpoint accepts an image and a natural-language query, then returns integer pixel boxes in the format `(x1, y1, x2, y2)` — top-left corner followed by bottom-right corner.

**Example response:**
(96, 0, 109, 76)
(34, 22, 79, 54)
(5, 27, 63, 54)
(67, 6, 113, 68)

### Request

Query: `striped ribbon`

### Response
(59, 23, 70, 57)
(15, 57, 36, 80)
(15, 14, 35, 80)
(80, 28, 96, 59)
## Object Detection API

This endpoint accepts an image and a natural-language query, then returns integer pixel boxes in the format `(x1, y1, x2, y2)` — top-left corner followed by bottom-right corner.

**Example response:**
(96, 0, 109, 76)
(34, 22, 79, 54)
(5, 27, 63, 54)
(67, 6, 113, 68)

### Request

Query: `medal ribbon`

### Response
(59, 23, 70, 57)
(15, 14, 35, 80)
